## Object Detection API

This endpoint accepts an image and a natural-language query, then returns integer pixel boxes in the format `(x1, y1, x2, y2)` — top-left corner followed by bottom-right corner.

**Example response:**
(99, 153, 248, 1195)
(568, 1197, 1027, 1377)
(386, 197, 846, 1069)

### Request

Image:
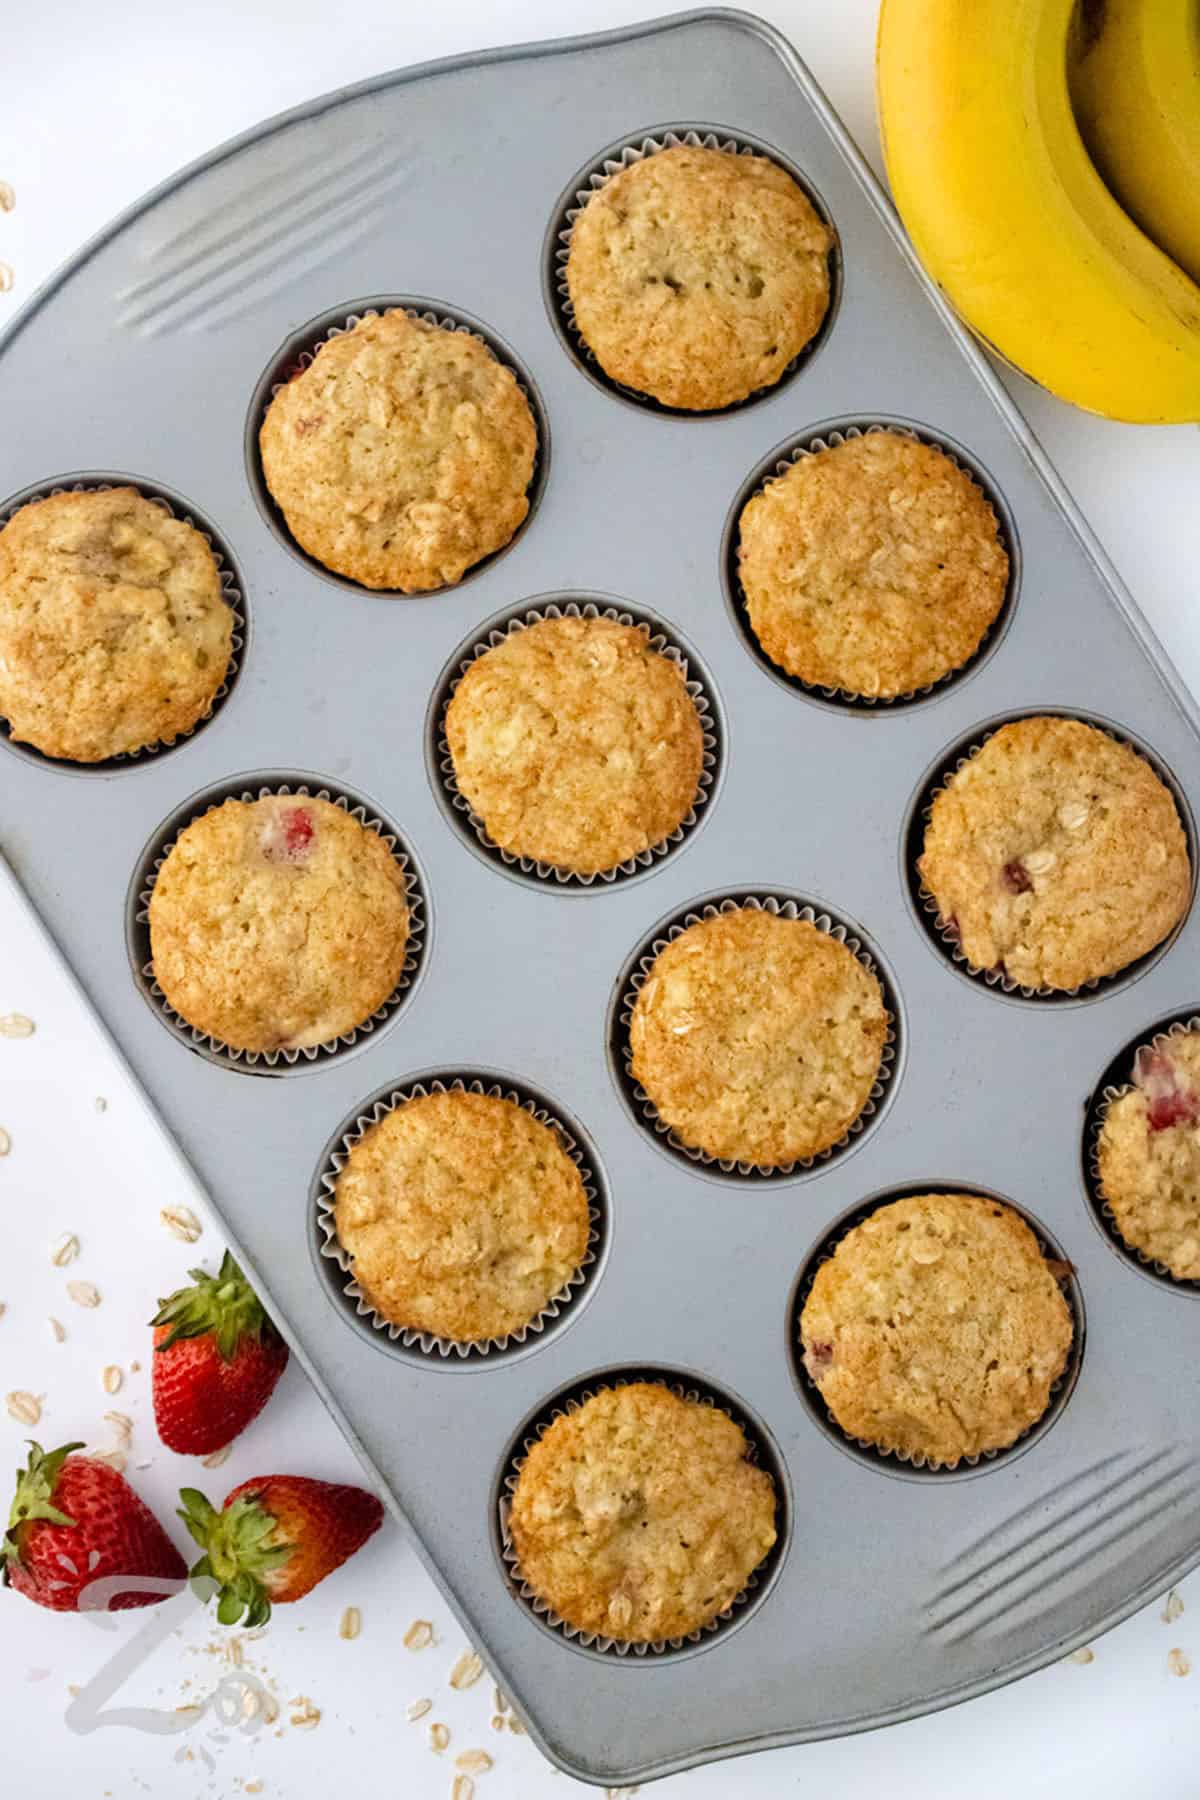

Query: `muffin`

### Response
(800, 1193, 1074, 1466)
(0, 487, 234, 762)
(508, 1383, 776, 1642)
(332, 1088, 591, 1342)
(148, 794, 409, 1052)
(737, 432, 1008, 697)
(259, 310, 538, 591)
(444, 614, 705, 875)
(629, 908, 888, 1167)
(1097, 1030, 1200, 1279)
(918, 717, 1191, 990)
(565, 144, 833, 410)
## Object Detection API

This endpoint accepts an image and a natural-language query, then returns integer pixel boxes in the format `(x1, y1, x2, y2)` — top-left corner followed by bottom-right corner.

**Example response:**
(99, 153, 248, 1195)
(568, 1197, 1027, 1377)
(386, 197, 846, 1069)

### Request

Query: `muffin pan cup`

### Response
(128, 776, 428, 1074)
(721, 420, 1019, 710)
(8, 9, 1200, 1786)
(0, 474, 247, 771)
(494, 1368, 790, 1658)
(313, 1071, 607, 1361)
(427, 594, 722, 889)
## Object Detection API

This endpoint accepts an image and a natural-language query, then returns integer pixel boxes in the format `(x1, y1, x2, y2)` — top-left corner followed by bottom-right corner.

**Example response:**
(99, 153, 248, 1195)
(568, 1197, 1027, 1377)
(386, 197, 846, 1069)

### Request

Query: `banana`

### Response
(1069, 0, 1200, 287)
(876, 0, 1200, 422)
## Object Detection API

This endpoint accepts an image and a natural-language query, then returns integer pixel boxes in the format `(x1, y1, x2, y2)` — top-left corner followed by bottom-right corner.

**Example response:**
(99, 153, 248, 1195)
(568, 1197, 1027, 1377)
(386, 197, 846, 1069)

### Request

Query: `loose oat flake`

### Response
(51, 1234, 80, 1267)
(48, 1318, 65, 1343)
(94, 1097, 107, 1113)
(104, 1412, 133, 1443)
(404, 1619, 434, 1651)
(0, 182, 14, 213)
(259, 1693, 280, 1725)
(1065, 1647, 1094, 1665)
(0, 1013, 34, 1038)
(338, 1606, 361, 1640)
(6, 1392, 41, 1425)
(448, 1650, 484, 1691)
(452, 1779, 475, 1800)
(1169, 1648, 1191, 1677)
(1163, 1589, 1185, 1624)
(606, 1789, 640, 1799)
(0, 1127, 11, 1156)
(506, 1716, 526, 1736)
(67, 1281, 100, 1308)
(456, 1751, 492, 1775)
(161, 1205, 203, 1244)
(201, 1445, 231, 1468)
(92, 1448, 126, 1473)
(489, 1716, 504, 1733)
(289, 1697, 321, 1730)
(102, 1366, 123, 1395)
(406, 1698, 432, 1723)
(492, 1685, 508, 1716)
(428, 1721, 450, 1753)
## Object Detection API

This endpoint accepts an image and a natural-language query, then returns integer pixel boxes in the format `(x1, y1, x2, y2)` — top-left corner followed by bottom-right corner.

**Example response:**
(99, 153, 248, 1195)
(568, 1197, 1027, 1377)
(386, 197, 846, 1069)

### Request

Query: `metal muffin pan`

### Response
(3, 7, 1200, 1785)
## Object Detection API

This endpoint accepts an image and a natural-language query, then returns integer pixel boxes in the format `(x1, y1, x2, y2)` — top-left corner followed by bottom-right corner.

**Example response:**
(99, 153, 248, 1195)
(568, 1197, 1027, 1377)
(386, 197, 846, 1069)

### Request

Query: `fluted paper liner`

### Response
(134, 780, 425, 1070)
(1086, 1015, 1200, 1291)
(497, 1373, 781, 1656)
(0, 477, 245, 767)
(315, 1074, 604, 1358)
(434, 598, 720, 887)
(616, 893, 898, 1178)
(793, 1191, 1082, 1474)
(726, 422, 1015, 709)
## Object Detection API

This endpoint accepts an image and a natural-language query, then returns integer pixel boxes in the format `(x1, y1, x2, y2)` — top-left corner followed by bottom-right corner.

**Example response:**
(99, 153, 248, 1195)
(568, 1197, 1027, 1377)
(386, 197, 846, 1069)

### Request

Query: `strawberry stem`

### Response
(151, 1251, 281, 1364)
(2, 1441, 84, 1573)
(177, 1485, 291, 1628)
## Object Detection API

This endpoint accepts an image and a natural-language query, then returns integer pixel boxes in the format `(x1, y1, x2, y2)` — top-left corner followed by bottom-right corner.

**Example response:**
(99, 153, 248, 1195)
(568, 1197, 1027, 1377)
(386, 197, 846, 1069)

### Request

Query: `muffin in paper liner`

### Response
(722, 421, 1017, 710)
(314, 1073, 606, 1360)
(908, 711, 1195, 1002)
(790, 1187, 1084, 1477)
(248, 297, 546, 592)
(0, 474, 246, 770)
(1085, 1013, 1200, 1292)
(545, 126, 839, 415)
(495, 1371, 786, 1657)
(130, 778, 426, 1072)
(430, 596, 721, 889)
(611, 891, 899, 1180)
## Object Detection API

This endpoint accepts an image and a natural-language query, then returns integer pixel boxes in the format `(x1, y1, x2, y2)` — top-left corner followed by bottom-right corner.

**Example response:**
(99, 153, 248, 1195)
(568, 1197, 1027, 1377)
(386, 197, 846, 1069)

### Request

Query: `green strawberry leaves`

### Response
(2, 1441, 84, 1574)
(151, 1252, 281, 1363)
(177, 1485, 292, 1628)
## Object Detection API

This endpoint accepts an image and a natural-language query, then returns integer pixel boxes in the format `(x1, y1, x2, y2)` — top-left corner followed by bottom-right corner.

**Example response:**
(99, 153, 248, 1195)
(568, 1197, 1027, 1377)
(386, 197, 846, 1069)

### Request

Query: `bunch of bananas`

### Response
(876, 0, 1200, 421)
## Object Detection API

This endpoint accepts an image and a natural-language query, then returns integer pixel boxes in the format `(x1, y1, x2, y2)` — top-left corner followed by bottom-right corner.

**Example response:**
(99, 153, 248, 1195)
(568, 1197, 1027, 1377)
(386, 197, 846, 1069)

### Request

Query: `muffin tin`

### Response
(4, 9, 1200, 1786)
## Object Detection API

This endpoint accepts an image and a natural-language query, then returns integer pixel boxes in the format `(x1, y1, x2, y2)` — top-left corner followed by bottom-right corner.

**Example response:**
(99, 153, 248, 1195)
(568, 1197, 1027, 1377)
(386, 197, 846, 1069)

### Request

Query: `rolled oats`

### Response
(5, 1391, 41, 1425)
(67, 1280, 100, 1308)
(51, 1234, 80, 1267)
(339, 1606, 361, 1640)
(404, 1618, 434, 1651)
(406, 1698, 432, 1723)
(1163, 1589, 1185, 1624)
(448, 1650, 484, 1690)
(1169, 1648, 1191, 1677)
(456, 1751, 492, 1775)
(102, 1366, 123, 1395)
(0, 1014, 35, 1038)
(428, 1721, 450, 1753)
(161, 1205, 203, 1244)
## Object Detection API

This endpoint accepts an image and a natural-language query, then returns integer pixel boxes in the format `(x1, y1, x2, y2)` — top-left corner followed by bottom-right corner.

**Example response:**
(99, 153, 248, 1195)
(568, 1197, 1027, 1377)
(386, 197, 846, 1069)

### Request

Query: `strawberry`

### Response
(178, 1476, 383, 1626)
(2, 1441, 186, 1611)
(151, 1251, 289, 1455)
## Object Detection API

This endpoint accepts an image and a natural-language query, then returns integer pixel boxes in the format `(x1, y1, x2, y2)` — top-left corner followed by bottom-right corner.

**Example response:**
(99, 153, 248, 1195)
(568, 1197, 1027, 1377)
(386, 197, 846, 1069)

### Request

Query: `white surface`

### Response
(1, 3, 1199, 1796)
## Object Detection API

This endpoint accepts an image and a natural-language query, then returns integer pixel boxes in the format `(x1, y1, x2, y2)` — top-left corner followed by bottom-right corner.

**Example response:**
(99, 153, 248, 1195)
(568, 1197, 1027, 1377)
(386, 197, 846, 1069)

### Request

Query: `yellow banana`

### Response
(1069, 0, 1200, 287)
(876, 0, 1200, 422)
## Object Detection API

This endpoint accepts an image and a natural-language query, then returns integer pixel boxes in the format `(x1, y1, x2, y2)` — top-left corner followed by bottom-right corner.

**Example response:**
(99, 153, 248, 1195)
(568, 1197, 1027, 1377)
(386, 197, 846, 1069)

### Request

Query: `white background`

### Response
(2, 3, 1199, 1797)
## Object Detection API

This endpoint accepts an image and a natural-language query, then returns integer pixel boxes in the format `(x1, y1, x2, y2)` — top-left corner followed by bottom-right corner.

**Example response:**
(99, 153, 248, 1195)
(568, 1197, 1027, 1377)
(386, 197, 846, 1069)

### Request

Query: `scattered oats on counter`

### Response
(102, 1366, 123, 1394)
(428, 1721, 450, 1753)
(506, 1716, 525, 1736)
(92, 1448, 126, 1473)
(51, 1233, 80, 1267)
(0, 181, 14, 212)
(456, 1751, 492, 1775)
(448, 1650, 484, 1690)
(6, 1391, 41, 1425)
(0, 1126, 11, 1155)
(406, 1698, 432, 1723)
(288, 1696, 321, 1730)
(66, 1280, 100, 1308)
(47, 1317, 65, 1343)
(161, 1205, 203, 1243)
(201, 1444, 231, 1468)
(104, 1412, 132, 1444)
(606, 1789, 640, 1799)
(489, 1716, 505, 1733)
(226, 1638, 243, 1667)
(0, 1013, 35, 1038)
(0, 1304, 6, 1322)
(452, 1779, 475, 1800)
(259, 1693, 280, 1725)
(404, 1619, 434, 1651)
(492, 1685, 507, 1716)
(338, 1606, 361, 1640)
(244, 1785, 263, 1796)
(1163, 1589, 1185, 1624)
(1065, 1647, 1095, 1665)
(1168, 1648, 1191, 1677)
(94, 1097, 107, 1113)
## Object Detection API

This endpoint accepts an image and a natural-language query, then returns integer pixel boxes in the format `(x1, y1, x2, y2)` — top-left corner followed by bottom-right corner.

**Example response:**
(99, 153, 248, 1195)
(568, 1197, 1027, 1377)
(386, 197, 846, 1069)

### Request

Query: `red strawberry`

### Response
(178, 1476, 383, 1626)
(3, 1442, 186, 1612)
(151, 1251, 289, 1455)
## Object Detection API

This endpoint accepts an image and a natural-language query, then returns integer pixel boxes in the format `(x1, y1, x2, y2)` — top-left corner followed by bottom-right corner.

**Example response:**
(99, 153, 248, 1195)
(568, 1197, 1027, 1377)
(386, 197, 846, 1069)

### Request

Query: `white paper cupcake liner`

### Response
(132, 779, 426, 1071)
(547, 127, 838, 414)
(252, 298, 545, 592)
(497, 1372, 784, 1656)
(1085, 1015, 1200, 1292)
(614, 892, 899, 1179)
(911, 714, 1194, 1001)
(0, 475, 246, 769)
(725, 422, 1016, 709)
(314, 1074, 605, 1359)
(793, 1190, 1083, 1475)
(432, 597, 720, 888)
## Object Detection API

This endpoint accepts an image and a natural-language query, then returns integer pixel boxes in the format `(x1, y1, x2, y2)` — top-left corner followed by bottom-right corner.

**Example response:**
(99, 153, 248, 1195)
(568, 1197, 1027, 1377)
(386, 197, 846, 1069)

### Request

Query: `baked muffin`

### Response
(800, 1193, 1074, 1465)
(918, 717, 1191, 990)
(0, 487, 234, 762)
(565, 145, 833, 410)
(332, 1089, 591, 1341)
(444, 615, 705, 874)
(149, 794, 409, 1052)
(737, 432, 1008, 697)
(1097, 1030, 1200, 1279)
(508, 1383, 776, 1642)
(259, 311, 538, 591)
(629, 909, 888, 1166)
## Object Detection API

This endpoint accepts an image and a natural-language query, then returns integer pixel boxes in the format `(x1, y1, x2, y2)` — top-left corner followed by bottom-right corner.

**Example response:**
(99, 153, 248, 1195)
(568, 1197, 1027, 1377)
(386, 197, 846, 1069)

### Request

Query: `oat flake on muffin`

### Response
(629, 908, 888, 1167)
(148, 794, 409, 1053)
(1098, 1029, 1200, 1279)
(0, 487, 234, 762)
(737, 432, 1009, 698)
(332, 1088, 591, 1343)
(445, 614, 705, 875)
(800, 1193, 1073, 1466)
(566, 144, 833, 411)
(259, 310, 537, 592)
(508, 1383, 776, 1643)
(918, 716, 1190, 991)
